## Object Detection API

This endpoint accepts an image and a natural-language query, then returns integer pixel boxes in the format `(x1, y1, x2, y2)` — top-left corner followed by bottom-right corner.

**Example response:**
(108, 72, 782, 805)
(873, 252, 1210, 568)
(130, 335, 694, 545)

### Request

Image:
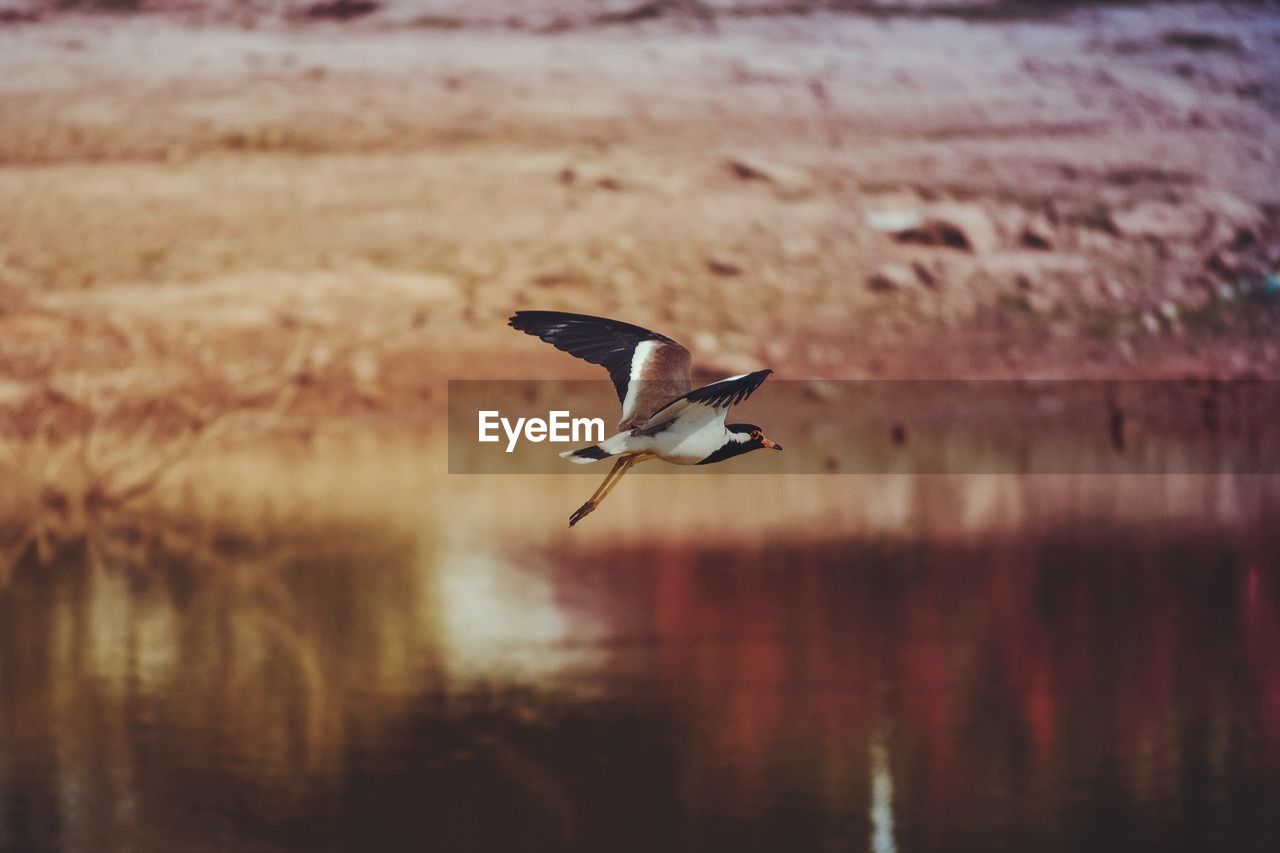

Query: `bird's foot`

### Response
(569, 501, 595, 527)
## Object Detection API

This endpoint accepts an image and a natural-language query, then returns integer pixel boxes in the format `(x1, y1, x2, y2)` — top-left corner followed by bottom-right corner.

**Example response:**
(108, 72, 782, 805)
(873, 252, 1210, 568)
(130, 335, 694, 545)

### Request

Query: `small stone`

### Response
(899, 203, 1001, 254)
(894, 219, 972, 252)
(867, 263, 918, 292)
(1018, 221, 1054, 250)
(724, 154, 813, 200)
(561, 163, 627, 191)
(306, 1, 380, 21)
(913, 262, 940, 288)
(707, 256, 743, 276)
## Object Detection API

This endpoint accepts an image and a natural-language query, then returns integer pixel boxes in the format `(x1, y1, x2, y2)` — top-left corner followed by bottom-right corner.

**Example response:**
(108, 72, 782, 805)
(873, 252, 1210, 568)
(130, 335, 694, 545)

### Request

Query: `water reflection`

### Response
(2, 514, 1279, 852)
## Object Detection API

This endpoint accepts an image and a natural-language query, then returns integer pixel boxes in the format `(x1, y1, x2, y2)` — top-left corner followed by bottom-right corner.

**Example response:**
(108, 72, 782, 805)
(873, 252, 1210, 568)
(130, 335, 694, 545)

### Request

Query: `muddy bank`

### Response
(1, 3, 1278, 537)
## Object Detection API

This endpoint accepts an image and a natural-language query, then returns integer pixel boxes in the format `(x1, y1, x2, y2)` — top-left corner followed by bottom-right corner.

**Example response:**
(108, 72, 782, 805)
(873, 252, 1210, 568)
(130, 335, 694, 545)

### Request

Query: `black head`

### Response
(699, 423, 784, 465)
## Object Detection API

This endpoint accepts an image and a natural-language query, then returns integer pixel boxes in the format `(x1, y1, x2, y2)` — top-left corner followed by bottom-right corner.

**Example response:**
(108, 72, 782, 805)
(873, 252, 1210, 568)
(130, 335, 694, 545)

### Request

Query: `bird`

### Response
(508, 310, 782, 527)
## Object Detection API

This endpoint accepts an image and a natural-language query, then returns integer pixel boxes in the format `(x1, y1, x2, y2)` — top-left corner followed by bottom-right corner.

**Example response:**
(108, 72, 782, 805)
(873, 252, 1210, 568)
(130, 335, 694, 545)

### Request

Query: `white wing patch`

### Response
(619, 339, 660, 428)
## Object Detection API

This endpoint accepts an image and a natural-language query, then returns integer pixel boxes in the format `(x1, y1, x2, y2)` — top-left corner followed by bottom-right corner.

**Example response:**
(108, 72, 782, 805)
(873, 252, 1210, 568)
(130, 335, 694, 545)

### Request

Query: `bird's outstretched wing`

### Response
(634, 369, 774, 435)
(509, 311, 692, 429)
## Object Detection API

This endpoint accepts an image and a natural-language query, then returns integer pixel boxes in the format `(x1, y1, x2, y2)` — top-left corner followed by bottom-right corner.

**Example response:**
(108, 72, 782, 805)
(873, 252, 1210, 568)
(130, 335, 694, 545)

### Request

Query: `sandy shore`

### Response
(3, 4, 1279, 431)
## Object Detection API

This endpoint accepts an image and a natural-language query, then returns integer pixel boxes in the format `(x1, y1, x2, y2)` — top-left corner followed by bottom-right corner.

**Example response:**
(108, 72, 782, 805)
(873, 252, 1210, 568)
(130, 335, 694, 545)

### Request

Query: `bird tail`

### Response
(559, 444, 614, 464)
(560, 431, 632, 463)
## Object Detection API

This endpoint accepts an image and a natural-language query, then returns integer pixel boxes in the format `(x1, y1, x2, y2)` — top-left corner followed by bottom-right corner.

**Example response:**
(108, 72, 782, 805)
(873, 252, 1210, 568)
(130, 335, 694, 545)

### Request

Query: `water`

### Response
(1, 511, 1279, 852)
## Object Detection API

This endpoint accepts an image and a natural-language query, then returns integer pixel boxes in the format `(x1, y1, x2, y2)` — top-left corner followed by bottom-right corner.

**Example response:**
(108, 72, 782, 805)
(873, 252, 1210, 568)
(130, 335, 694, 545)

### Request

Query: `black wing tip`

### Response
(507, 310, 675, 344)
(508, 311, 540, 330)
(508, 311, 571, 339)
(509, 310, 600, 326)
(678, 367, 776, 409)
(736, 368, 774, 387)
(739, 369, 772, 400)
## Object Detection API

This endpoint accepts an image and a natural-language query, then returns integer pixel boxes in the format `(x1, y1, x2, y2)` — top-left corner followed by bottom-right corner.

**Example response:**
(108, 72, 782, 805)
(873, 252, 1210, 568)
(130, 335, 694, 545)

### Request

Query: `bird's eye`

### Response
(751, 430, 761, 440)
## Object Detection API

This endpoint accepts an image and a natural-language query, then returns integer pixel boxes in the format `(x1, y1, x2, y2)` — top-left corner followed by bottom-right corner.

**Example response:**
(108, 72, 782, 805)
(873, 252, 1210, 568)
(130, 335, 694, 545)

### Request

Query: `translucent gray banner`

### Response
(447, 380, 1280, 474)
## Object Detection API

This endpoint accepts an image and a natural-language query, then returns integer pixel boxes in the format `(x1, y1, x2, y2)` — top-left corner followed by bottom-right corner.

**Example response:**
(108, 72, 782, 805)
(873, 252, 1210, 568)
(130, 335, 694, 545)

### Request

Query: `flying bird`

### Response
(508, 311, 782, 526)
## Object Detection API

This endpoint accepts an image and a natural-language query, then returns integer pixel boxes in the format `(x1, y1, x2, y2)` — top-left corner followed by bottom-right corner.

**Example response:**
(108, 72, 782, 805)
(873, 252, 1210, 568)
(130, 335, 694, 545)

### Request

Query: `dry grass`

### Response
(0, 404, 214, 585)
(0, 343, 313, 586)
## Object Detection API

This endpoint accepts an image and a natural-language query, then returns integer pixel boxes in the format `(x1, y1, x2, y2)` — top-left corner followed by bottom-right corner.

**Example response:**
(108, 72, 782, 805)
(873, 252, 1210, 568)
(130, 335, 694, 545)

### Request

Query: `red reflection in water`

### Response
(558, 530, 1280, 829)
(1241, 559, 1280, 750)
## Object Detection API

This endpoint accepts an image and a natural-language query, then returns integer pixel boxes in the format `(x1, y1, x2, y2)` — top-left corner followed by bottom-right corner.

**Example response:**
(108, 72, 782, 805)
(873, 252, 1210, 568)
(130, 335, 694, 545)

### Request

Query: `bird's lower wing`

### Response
(636, 369, 774, 433)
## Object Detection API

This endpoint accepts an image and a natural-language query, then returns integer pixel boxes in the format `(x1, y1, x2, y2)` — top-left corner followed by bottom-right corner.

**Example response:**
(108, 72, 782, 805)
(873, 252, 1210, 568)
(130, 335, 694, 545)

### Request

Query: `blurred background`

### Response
(1, 1, 1279, 851)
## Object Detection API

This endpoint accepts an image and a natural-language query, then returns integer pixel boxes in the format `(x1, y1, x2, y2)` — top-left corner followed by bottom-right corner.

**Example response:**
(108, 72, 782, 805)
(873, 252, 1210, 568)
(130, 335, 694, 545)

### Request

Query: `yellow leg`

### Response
(568, 457, 628, 527)
(569, 454, 650, 527)
(585, 457, 628, 504)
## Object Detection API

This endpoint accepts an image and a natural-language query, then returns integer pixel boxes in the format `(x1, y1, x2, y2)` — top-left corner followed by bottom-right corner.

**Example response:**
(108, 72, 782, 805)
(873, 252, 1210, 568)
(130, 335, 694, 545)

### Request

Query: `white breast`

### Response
(649, 408, 728, 464)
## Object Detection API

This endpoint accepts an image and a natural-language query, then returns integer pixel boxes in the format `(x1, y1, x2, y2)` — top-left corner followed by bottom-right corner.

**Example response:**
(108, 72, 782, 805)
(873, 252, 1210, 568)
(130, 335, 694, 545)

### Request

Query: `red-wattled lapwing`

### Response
(509, 311, 782, 527)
